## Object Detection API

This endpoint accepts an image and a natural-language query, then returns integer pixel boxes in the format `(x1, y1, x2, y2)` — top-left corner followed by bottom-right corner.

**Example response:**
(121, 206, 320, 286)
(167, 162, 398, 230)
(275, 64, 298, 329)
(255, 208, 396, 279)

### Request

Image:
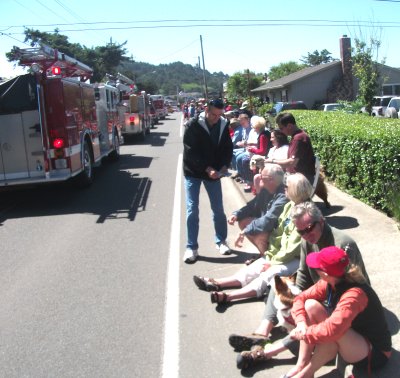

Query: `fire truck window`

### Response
(63, 83, 81, 126)
(82, 86, 96, 122)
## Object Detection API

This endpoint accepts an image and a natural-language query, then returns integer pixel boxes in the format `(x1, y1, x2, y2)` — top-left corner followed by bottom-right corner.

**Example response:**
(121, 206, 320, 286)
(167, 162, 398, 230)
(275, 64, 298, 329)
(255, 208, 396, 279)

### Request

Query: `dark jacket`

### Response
(233, 184, 288, 235)
(296, 223, 370, 291)
(183, 112, 233, 180)
(332, 281, 392, 352)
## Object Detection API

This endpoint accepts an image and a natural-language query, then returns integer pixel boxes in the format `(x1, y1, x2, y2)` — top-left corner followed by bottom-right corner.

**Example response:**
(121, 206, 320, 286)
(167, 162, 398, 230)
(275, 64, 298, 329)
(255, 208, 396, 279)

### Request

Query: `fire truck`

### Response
(0, 44, 123, 188)
(110, 73, 151, 140)
(150, 94, 167, 120)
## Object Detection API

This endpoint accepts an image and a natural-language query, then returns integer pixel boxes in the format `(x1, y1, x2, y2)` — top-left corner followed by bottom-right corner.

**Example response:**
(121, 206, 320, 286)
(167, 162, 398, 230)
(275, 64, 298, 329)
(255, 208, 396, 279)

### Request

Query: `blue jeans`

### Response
(184, 176, 228, 250)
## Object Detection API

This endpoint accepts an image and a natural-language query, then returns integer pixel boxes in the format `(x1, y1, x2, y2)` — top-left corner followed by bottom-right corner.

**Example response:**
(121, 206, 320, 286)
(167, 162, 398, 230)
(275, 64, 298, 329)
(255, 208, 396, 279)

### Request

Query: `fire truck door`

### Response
(0, 110, 45, 181)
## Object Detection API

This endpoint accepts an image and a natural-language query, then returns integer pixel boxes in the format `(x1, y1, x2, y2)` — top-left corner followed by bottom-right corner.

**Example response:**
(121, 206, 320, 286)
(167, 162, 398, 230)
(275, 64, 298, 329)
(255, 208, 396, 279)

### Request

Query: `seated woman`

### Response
(192, 173, 312, 305)
(238, 116, 271, 193)
(285, 246, 391, 378)
(253, 128, 289, 194)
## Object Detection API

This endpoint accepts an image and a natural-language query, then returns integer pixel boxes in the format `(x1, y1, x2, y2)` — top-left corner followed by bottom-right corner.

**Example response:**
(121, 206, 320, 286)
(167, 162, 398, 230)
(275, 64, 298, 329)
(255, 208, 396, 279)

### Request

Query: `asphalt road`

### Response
(1, 112, 399, 377)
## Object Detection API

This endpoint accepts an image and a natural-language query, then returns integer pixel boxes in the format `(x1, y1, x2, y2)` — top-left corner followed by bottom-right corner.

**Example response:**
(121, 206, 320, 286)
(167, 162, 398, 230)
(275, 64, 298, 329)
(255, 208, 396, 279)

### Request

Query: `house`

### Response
(252, 35, 400, 109)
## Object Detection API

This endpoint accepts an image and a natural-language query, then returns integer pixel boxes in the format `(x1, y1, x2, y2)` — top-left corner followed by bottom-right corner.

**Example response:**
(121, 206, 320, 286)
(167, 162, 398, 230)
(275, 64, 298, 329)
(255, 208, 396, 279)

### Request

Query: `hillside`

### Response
(119, 60, 228, 97)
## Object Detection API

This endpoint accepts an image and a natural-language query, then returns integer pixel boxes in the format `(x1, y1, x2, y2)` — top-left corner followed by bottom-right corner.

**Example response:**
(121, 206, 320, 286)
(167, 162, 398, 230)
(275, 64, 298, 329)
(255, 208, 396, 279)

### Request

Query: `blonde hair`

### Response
(250, 115, 267, 131)
(286, 173, 313, 204)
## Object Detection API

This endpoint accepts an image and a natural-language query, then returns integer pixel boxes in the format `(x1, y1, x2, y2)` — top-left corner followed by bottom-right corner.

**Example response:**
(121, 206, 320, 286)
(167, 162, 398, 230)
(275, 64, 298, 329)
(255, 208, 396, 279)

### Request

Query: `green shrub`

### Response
(291, 110, 400, 220)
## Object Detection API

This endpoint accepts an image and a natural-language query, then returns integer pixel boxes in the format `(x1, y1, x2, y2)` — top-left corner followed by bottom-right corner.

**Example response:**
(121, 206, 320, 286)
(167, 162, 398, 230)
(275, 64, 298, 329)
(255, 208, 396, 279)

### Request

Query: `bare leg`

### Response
(225, 286, 257, 302)
(237, 217, 269, 255)
(254, 319, 275, 337)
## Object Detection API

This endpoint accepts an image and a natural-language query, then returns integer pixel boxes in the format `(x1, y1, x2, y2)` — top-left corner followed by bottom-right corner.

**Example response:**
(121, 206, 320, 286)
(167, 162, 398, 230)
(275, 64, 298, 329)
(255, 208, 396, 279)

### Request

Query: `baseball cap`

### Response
(306, 246, 350, 277)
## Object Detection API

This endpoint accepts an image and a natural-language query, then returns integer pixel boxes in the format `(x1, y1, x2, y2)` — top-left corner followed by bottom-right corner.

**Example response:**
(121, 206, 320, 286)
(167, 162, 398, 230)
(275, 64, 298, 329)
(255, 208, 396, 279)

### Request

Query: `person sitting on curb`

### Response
(231, 201, 370, 370)
(230, 163, 287, 261)
(265, 112, 330, 208)
(253, 128, 289, 194)
(192, 173, 312, 305)
(283, 246, 391, 378)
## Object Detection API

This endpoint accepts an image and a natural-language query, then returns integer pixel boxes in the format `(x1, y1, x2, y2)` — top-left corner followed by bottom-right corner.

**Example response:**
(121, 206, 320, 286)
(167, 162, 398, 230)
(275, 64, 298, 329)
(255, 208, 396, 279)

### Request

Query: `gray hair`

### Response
(262, 163, 284, 185)
(291, 201, 323, 223)
(250, 115, 267, 131)
(286, 173, 313, 204)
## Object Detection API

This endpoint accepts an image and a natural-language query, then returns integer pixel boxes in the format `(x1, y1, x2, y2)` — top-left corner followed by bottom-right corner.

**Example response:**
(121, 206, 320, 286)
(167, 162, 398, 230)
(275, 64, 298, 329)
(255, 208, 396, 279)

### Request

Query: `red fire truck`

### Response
(0, 44, 123, 188)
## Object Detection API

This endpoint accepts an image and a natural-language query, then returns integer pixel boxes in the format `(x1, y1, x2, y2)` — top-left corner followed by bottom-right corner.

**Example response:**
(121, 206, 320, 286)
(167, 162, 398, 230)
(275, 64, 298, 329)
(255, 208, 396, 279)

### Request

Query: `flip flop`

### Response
(193, 276, 220, 292)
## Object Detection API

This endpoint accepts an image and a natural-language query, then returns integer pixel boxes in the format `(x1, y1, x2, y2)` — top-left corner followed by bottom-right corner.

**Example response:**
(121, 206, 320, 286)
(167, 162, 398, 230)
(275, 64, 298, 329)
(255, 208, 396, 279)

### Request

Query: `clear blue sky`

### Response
(1, 0, 399, 79)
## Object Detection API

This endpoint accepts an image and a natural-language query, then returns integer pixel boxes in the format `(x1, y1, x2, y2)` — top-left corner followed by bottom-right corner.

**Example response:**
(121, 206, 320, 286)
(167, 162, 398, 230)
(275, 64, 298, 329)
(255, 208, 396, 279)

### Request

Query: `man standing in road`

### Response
(183, 98, 233, 264)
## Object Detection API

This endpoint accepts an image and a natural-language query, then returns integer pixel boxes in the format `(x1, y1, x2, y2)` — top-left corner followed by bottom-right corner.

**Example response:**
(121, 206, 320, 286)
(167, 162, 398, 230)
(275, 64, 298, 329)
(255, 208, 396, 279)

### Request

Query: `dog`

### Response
(272, 274, 301, 332)
(314, 168, 331, 208)
(249, 154, 266, 171)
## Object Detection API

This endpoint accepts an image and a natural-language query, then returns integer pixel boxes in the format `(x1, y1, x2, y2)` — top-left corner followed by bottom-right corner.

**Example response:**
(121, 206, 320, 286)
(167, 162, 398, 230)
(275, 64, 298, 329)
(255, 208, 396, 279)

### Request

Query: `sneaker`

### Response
(229, 333, 269, 352)
(183, 248, 198, 263)
(216, 241, 231, 255)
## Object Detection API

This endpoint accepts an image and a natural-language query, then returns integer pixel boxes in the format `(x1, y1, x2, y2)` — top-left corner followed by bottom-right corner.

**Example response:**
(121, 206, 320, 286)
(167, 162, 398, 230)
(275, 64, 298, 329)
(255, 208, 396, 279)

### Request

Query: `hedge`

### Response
(288, 110, 400, 220)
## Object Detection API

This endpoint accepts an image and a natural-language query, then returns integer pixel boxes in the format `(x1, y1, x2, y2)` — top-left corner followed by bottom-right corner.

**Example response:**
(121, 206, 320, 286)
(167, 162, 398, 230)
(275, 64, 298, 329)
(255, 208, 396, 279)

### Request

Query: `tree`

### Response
(267, 61, 306, 81)
(300, 49, 336, 66)
(6, 28, 129, 83)
(352, 38, 381, 114)
(226, 70, 262, 102)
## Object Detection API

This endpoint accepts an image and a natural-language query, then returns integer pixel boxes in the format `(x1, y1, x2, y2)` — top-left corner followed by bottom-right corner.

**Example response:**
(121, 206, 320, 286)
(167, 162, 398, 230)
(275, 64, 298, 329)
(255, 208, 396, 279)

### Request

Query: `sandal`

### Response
(193, 275, 221, 292)
(210, 291, 227, 304)
(236, 345, 271, 370)
(228, 333, 269, 352)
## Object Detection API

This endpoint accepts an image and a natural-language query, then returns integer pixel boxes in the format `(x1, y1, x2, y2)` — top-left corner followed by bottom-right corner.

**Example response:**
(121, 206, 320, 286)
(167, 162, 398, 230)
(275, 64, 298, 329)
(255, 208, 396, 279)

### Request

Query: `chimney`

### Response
(340, 35, 353, 99)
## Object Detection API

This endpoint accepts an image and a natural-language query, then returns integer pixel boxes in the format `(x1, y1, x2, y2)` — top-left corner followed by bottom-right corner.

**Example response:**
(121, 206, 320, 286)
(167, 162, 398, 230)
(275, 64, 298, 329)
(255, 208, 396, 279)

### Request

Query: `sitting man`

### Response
(229, 163, 288, 260)
(231, 201, 370, 369)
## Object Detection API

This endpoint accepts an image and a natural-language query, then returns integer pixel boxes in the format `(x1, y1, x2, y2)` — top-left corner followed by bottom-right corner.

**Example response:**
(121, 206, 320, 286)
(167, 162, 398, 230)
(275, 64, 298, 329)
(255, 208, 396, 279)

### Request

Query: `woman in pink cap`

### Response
(284, 246, 391, 378)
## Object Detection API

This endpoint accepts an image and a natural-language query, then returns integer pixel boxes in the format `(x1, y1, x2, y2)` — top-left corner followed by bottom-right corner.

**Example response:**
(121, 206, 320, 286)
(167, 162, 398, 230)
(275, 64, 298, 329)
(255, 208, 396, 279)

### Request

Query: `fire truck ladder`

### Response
(14, 43, 93, 80)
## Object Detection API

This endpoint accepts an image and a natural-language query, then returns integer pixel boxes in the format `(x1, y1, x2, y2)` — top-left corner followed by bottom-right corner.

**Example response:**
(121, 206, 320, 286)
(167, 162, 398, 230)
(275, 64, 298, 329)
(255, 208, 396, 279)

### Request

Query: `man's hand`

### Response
(227, 214, 237, 225)
(206, 166, 219, 180)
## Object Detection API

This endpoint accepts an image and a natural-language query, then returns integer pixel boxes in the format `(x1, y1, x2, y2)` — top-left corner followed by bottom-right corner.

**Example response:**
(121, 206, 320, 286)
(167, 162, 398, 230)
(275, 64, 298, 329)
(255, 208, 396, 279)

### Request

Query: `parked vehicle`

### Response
(371, 96, 395, 117)
(318, 103, 344, 111)
(0, 44, 122, 188)
(268, 101, 308, 116)
(385, 97, 400, 118)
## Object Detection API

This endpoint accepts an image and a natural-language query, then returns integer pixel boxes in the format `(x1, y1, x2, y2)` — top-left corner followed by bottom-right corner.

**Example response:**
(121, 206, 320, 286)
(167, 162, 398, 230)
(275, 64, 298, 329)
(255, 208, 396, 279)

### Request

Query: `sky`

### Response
(1, 0, 400, 79)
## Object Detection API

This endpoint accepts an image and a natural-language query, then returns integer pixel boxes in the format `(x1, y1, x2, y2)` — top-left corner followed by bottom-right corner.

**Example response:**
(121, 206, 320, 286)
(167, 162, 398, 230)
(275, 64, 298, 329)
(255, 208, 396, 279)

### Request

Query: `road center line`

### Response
(161, 153, 182, 378)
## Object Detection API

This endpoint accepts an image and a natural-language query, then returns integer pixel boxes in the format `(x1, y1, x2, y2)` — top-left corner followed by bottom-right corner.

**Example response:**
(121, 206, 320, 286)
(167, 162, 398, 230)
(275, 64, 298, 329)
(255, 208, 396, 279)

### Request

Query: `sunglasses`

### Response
(296, 221, 318, 236)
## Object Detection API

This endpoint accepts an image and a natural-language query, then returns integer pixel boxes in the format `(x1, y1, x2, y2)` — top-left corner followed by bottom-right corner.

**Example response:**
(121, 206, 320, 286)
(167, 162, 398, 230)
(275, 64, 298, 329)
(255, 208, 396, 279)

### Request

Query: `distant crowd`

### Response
(181, 98, 392, 377)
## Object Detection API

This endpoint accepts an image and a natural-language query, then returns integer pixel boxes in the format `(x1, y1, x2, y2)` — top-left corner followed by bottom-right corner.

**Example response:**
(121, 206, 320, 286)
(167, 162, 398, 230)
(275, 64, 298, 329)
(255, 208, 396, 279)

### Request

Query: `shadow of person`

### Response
(324, 215, 359, 230)
(384, 307, 400, 336)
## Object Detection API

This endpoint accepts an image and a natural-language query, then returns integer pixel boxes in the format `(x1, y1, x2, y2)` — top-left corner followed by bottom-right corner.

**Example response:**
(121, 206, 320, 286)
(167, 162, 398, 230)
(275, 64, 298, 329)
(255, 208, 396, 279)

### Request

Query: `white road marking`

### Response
(161, 153, 182, 378)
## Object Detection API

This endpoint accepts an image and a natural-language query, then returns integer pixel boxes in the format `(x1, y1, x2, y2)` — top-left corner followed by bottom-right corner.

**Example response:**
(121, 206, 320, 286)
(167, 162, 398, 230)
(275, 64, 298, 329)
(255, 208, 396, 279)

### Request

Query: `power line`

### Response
(2, 18, 400, 29)
(4, 22, 400, 35)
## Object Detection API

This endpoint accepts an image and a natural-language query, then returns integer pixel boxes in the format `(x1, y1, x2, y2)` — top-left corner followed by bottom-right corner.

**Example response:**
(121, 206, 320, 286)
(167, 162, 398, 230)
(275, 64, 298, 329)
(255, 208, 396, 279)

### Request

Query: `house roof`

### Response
(252, 60, 341, 92)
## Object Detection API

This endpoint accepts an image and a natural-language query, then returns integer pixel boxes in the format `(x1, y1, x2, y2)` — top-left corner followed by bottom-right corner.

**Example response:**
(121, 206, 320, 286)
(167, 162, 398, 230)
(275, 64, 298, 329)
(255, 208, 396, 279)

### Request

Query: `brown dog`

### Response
(272, 274, 301, 332)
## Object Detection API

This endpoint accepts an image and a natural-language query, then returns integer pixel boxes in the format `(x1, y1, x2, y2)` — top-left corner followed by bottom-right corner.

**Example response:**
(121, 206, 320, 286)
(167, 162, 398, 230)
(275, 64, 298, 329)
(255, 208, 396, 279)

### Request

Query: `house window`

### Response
(281, 89, 288, 102)
(382, 84, 400, 95)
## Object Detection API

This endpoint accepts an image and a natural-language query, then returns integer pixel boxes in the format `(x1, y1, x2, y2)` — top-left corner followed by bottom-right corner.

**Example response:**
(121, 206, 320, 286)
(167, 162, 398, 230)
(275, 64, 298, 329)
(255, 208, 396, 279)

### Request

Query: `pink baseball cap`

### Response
(306, 246, 350, 277)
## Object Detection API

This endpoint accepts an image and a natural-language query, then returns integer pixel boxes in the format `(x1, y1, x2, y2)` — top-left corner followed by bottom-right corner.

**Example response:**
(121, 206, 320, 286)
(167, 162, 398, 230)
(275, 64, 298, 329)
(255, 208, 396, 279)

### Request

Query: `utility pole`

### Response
(200, 35, 208, 101)
(246, 69, 254, 114)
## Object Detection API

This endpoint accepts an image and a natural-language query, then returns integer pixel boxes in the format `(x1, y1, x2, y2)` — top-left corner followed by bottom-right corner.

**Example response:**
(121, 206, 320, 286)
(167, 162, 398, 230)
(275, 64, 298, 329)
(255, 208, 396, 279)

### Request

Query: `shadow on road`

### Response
(0, 153, 153, 224)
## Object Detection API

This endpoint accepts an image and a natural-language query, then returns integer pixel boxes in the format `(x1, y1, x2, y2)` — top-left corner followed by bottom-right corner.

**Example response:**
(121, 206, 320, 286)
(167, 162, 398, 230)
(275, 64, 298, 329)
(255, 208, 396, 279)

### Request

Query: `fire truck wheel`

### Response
(75, 141, 94, 187)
